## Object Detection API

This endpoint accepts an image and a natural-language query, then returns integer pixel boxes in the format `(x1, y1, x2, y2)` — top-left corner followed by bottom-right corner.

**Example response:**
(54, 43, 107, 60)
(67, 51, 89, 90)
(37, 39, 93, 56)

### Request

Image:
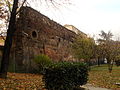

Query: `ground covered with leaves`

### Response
(0, 73, 46, 90)
(88, 64, 120, 90)
(1, 65, 120, 90)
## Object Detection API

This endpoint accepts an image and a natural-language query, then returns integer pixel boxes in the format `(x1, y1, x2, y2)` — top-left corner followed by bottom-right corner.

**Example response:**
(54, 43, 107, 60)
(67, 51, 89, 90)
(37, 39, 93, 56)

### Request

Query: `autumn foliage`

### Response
(0, 72, 46, 90)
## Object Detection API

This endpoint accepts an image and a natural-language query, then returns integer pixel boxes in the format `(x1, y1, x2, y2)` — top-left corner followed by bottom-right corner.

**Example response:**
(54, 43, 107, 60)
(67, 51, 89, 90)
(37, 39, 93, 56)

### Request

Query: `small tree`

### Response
(97, 30, 120, 72)
(113, 41, 120, 66)
(115, 55, 120, 66)
(72, 34, 95, 67)
(33, 54, 52, 74)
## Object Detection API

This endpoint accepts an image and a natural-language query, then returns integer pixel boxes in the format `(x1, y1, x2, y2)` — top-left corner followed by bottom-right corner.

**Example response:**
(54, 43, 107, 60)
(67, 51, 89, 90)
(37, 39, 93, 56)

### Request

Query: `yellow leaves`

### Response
(88, 65, 120, 89)
(0, 72, 46, 90)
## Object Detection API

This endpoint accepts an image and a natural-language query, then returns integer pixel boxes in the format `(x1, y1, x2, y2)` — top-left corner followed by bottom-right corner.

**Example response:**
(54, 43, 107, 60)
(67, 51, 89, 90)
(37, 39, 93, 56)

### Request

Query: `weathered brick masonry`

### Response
(11, 7, 76, 72)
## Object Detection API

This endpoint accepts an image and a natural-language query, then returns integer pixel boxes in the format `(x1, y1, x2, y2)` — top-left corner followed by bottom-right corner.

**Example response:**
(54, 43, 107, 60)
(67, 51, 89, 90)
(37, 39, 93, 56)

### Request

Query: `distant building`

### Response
(64, 24, 87, 37)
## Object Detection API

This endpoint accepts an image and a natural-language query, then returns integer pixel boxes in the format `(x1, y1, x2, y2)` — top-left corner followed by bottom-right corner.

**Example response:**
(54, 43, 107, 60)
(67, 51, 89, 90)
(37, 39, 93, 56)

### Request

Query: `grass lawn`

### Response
(88, 64, 120, 89)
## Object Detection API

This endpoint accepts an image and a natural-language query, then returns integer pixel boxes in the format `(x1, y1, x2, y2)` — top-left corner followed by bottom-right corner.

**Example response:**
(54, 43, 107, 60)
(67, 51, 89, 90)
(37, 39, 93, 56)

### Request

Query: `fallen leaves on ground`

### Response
(0, 72, 46, 90)
(88, 65, 120, 89)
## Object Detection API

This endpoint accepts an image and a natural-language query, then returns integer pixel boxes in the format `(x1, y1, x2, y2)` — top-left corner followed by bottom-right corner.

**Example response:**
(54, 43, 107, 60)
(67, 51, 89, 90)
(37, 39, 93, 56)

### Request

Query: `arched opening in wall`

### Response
(31, 30, 38, 39)
(32, 31, 37, 38)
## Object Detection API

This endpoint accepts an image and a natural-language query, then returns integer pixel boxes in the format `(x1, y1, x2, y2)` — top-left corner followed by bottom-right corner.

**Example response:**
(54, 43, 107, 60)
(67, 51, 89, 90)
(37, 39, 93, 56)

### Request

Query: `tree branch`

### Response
(0, 32, 6, 41)
(16, 0, 27, 15)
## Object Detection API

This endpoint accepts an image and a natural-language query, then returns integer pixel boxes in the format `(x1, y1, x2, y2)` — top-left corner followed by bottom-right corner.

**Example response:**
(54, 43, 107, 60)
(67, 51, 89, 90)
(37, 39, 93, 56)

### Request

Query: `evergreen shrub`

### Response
(43, 61, 88, 90)
(115, 60, 120, 66)
(33, 54, 52, 74)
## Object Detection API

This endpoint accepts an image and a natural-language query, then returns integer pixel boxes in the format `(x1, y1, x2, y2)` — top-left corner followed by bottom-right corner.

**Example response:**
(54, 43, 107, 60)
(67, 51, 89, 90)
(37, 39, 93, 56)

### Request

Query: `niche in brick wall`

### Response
(31, 30, 38, 39)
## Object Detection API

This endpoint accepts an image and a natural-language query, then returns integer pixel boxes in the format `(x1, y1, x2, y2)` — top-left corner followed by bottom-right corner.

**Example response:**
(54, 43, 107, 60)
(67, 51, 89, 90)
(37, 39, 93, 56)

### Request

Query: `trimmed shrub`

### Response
(43, 61, 88, 90)
(115, 60, 120, 66)
(33, 54, 52, 74)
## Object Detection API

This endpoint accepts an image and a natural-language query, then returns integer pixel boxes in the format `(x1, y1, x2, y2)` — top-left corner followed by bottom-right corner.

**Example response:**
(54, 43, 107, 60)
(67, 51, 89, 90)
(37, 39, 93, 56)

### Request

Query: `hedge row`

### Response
(43, 61, 88, 90)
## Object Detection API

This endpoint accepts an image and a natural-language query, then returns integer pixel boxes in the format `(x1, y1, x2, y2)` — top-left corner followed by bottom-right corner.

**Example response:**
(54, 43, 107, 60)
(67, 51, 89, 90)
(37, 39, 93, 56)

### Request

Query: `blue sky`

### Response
(96, 0, 120, 12)
(30, 0, 120, 40)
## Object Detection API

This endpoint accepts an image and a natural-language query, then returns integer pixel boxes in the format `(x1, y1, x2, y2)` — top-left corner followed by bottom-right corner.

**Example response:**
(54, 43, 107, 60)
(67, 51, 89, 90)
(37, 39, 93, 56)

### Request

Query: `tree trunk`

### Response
(108, 63, 113, 73)
(0, 0, 18, 78)
(107, 58, 113, 73)
(97, 57, 100, 66)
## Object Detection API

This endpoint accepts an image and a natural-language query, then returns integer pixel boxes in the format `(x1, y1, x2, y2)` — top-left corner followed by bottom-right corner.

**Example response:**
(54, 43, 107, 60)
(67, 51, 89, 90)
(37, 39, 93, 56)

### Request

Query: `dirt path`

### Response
(81, 84, 111, 90)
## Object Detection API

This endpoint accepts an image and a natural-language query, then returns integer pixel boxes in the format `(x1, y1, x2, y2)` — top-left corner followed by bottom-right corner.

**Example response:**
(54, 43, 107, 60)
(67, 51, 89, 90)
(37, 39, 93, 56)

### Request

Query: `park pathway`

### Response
(81, 84, 111, 90)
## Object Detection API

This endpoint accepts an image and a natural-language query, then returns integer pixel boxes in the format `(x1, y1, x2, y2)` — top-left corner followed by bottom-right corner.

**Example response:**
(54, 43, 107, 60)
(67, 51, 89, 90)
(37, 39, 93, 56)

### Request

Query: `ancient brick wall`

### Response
(11, 7, 76, 72)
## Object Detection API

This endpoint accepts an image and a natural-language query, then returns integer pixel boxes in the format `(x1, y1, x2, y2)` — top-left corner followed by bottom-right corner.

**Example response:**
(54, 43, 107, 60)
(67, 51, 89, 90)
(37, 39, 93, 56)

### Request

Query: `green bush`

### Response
(115, 60, 120, 66)
(43, 61, 88, 90)
(33, 54, 52, 74)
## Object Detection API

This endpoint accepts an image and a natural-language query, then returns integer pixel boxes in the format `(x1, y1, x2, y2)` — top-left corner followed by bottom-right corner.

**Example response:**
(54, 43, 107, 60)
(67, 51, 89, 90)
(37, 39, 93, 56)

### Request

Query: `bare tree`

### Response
(97, 30, 120, 73)
(0, 0, 19, 78)
(0, 0, 70, 78)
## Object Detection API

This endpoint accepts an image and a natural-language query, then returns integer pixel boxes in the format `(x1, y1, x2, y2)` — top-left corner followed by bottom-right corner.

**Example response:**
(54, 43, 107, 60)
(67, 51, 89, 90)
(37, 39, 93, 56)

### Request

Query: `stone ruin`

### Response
(11, 7, 76, 72)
